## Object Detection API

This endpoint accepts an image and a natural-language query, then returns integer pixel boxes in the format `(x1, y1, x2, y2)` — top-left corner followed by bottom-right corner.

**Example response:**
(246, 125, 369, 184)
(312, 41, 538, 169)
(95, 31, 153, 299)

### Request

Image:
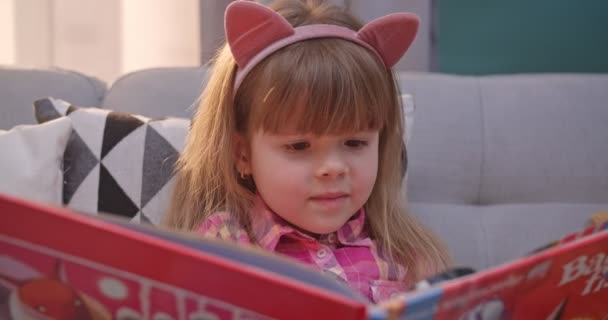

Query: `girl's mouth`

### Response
(309, 193, 349, 209)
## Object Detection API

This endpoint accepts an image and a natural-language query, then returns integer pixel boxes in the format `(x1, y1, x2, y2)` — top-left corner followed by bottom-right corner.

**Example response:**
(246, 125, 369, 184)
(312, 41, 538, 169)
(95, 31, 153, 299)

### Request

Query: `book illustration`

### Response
(0, 257, 109, 319)
(459, 298, 506, 320)
(0, 238, 268, 320)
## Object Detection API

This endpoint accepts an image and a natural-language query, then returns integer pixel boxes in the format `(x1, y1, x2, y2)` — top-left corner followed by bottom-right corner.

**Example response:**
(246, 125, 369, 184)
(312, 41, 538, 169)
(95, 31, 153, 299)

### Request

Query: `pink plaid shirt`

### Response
(196, 196, 408, 303)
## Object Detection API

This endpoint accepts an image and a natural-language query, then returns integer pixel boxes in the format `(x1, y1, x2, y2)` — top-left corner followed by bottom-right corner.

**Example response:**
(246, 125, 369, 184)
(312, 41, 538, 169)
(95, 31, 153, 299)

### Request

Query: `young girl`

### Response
(164, 0, 450, 303)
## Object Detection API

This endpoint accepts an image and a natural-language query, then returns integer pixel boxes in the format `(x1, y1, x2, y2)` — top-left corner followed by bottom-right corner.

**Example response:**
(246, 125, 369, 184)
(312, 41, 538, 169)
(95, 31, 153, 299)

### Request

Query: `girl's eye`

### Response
(345, 140, 368, 148)
(285, 142, 310, 151)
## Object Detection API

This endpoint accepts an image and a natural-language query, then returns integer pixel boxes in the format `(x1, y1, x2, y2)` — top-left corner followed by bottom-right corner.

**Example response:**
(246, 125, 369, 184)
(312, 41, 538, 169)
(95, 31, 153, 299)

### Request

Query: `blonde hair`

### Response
(164, 0, 450, 283)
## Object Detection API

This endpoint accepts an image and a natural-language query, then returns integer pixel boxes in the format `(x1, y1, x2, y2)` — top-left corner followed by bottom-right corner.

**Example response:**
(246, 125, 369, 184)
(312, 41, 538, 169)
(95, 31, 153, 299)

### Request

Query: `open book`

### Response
(0, 193, 607, 320)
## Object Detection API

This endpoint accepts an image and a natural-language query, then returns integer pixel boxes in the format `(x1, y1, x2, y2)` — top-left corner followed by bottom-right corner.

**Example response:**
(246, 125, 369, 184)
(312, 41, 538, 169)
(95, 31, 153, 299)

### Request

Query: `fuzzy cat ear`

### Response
(357, 13, 419, 68)
(225, 1, 294, 68)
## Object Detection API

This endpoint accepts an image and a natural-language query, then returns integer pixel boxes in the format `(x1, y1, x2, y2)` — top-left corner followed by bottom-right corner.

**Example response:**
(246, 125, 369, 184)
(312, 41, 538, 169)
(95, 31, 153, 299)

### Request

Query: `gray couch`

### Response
(2, 66, 607, 271)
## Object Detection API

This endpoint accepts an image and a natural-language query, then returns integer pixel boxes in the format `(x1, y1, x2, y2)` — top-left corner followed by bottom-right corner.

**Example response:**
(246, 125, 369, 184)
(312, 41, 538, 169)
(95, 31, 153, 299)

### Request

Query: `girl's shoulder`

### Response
(196, 211, 251, 244)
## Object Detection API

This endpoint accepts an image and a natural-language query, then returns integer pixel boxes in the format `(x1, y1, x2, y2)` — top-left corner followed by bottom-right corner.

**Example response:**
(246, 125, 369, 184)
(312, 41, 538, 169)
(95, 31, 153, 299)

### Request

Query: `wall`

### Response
(0, 0, 16, 64)
(1, 0, 200, 83)
(438, 0, 608, 74)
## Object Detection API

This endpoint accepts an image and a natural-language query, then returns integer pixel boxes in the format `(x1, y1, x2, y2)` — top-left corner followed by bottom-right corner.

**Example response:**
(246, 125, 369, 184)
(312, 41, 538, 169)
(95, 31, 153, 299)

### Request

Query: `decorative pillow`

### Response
(0, 117, 72, 205)
(34, 98, 189, 225)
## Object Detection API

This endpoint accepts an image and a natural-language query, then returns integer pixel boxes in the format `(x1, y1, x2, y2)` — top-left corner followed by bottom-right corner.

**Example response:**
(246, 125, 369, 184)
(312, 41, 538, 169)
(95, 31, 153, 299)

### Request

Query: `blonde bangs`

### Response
(236, 39, 398, 135)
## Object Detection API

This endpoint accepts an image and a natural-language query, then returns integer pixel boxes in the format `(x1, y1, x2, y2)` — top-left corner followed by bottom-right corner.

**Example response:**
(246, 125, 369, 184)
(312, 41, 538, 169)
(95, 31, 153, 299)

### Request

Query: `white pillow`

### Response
(35, 97, 189, 225)
(0, 117, 72, 205)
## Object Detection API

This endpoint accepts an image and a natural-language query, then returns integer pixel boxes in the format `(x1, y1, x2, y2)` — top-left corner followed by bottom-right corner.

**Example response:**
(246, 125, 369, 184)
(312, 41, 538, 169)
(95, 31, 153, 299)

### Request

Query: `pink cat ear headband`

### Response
(225, 0, 420, 93)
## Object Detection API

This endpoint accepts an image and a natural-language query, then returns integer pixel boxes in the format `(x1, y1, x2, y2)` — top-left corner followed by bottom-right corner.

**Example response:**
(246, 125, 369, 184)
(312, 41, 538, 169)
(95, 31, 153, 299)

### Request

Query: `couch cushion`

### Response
(478, 74, 608, 204)
(411, 202, 608, 270)
(0, 117, 73, 205)
(398, 73, 483, 204)
(34, 98, 189, 225)
(102, 67, 209, 119)
(398, 73, 608, 206)
(0, 67, 106, 130)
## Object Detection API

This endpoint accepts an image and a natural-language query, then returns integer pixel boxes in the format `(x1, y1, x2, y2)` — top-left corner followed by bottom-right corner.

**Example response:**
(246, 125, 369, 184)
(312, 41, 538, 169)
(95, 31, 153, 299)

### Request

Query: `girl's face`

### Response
(239, 127, 379, 235)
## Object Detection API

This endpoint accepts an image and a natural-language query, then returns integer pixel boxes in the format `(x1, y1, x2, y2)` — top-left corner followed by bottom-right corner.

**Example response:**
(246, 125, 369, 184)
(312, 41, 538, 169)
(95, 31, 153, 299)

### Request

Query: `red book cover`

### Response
(1, 193, 607, 320)
(388, 222, 608, 319)
(0, 194, 367, 320)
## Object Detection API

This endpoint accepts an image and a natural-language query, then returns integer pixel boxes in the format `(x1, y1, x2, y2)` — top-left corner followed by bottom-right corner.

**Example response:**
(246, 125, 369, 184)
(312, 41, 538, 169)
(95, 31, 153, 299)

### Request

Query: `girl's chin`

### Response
(301, 219, 351, 236)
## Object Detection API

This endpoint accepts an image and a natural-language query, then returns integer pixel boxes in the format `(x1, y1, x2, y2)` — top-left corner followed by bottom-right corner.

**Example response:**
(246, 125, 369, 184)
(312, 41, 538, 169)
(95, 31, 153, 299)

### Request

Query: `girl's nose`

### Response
(316, 152, 348, 178)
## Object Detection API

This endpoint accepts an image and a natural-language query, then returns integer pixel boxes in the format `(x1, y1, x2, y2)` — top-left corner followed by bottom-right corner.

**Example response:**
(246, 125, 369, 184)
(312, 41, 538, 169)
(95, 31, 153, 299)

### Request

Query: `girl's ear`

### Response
(234, 133, 252, 175)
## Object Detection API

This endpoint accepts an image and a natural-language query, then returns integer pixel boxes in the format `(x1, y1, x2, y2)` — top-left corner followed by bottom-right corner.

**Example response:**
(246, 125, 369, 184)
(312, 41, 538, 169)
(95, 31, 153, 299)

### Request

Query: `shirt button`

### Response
(316, 247, 329, 259)
(326, 233, 337, 244)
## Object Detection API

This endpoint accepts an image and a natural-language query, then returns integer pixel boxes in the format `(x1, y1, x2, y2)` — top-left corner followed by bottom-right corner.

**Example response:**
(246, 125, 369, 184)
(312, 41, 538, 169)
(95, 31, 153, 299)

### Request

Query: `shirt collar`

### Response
(249, 195, 372, 251)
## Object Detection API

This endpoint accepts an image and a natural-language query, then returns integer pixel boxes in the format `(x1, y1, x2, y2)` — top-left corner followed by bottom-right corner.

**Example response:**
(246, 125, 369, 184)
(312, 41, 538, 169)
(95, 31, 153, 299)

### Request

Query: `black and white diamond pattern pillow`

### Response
(34, 97, 189, 225)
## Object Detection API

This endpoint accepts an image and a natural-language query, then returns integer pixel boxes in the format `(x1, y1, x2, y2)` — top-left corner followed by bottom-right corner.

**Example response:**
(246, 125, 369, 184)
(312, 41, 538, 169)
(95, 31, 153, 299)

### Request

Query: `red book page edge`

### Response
(0, 194, 368, 320)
